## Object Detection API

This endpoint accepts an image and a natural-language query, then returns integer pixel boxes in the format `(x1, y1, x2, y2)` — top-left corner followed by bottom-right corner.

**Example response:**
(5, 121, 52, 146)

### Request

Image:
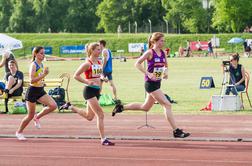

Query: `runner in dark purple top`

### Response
(145, 49, 166, 82)
(112, 32, 190, 138)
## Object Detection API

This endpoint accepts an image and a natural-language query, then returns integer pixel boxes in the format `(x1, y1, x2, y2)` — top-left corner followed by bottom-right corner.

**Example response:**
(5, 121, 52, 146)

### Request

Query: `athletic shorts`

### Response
(25, 86, 47, 103)
(83, 86, 101, 100)
(145, 81, 161, 93)
(103, 72, 113, 80)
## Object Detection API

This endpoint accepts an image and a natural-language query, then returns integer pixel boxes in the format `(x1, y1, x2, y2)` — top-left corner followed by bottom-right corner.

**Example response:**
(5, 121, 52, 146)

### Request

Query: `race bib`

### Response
(92, 64, 102, 77)
(153, 67, 164, 80)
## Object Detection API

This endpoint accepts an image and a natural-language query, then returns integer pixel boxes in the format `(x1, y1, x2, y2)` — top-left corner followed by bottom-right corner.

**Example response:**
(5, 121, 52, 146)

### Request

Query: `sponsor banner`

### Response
(128, 43, 147, 53)
(190, 41, 208, 51)
(60, 45, 85, 54)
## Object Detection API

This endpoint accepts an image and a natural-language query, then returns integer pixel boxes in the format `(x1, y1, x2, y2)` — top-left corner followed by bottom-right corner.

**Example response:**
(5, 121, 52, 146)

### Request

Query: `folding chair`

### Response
(59, 73, 70, 102)
(240, 71, 252, 109)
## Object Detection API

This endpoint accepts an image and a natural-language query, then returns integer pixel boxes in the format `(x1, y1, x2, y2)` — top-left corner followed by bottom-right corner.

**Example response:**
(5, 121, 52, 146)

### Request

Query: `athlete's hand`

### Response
(147, 72, 156, 80)
(43, 67, 49, 76)
(9, 89, 14, 94)
(101, 75, 108, 82)
(163, 73, 168, 80)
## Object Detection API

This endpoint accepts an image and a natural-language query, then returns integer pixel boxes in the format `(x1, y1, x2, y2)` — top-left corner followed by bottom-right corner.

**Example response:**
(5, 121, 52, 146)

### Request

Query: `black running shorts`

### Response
(25, 86, 47, 103)
(145, 81, 161, 93)
(83, 86, 100, 100)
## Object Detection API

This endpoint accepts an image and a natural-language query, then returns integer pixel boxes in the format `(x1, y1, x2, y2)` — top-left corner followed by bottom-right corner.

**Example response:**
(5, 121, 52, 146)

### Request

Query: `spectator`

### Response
(185, 40, 191, 57)
(225, 53, 245, 95)
(250, 26, 252, 33)
(178, 45, 184, 57)
(0, 50, 15, 75)
(1, 60, 23, 114)
(244, 40, 251, 57)
(165, 48, 170, 57)
(244, 26, 249, 33)
(196, 40, 202, 51)
(208, 39, 213, 56)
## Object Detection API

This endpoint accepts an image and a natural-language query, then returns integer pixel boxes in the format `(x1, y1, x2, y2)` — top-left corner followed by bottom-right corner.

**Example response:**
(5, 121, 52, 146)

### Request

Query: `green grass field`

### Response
(1, 56, 252, 114)
(7, 33, 252, 57)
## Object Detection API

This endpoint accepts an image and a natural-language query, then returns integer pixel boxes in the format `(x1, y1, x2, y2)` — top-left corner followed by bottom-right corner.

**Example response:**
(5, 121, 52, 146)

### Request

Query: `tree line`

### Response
(0, 0, 252, 33)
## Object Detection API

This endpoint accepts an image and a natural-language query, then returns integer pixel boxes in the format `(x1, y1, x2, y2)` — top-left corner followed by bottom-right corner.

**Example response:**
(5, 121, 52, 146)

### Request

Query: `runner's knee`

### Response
(87, 115, 94, 121)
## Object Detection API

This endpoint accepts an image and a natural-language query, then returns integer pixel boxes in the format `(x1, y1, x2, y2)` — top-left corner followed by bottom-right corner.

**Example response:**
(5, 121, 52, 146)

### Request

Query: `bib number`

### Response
(153, 67, 164, 80)
(92, 64, 102, 77)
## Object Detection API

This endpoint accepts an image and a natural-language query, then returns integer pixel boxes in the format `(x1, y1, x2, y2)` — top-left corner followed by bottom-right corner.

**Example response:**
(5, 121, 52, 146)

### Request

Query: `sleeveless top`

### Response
(229, 64, 245, 86)
(103, 49, 112, 73)
(5, 53, 15, 73)
(84, 59, 102, 79)
(145, 49, 166, 82)
(30, 61, 45, 87)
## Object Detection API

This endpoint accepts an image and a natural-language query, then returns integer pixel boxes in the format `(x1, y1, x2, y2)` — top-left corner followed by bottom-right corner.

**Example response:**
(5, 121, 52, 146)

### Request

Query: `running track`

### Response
(1, 113, 252, 165)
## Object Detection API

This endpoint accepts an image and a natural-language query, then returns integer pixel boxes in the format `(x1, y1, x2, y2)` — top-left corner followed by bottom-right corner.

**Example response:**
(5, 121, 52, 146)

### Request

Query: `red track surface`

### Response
(1, 113, 252, 165)
(0, 138, 252, 166)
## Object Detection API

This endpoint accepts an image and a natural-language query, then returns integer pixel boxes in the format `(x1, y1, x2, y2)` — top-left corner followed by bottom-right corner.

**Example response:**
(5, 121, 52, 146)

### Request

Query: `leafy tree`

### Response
(46, 0, 69, 32)
(212, 0, 252, 32)
(162, 0, 208, 33)
(32, 0, 51, 32)
(133, 0, 166, 31)
(8, 0, 34, 32)
(96, 0, 134, 32)
(0, 0, 13, 32)
(64, 0, 101, 32)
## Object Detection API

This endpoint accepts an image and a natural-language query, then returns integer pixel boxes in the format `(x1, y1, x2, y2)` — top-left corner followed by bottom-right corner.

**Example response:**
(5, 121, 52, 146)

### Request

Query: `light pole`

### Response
(164, 19, 168, 34)
(202, 0, 210, 33)
(129, 22, 131, 33)
(134, 21, 137, 33)
(148, 19, 152, 33)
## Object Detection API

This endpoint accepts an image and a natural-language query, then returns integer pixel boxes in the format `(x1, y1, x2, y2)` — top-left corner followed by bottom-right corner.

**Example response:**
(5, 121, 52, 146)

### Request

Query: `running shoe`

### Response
(173, 128, 190, 138)
(112, 103, 123, 116)
(113, 99, 121, 105)
(101, 139, 115, 146)
(33, 114, 41, 129)
(15, 132, 27, 141)
(59, 102, 71, 111)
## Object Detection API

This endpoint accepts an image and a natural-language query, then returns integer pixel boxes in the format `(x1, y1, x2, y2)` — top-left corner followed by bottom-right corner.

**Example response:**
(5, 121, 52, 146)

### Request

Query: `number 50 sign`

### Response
(200, 77, 215, 89)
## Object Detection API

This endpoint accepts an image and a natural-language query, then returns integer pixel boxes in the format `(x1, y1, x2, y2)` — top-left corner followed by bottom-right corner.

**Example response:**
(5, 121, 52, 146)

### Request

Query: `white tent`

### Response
(0, 34, 23, 55)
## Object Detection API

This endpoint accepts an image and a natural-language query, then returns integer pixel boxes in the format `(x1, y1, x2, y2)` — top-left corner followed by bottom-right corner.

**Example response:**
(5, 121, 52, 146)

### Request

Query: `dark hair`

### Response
(32, 46, 44, 61)
(148, 32, 164, 49)
(231, 53, 240, 62)
(8, 59, 19, 70)
(99, 40, 106, 47)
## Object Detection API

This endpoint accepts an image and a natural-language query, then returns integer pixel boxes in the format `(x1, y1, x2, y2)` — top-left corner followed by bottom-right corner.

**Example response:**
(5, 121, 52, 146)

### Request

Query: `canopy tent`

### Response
(227, 37, 244, 52)
(228, 37, 244, 44)
(0, 34, 23, 55)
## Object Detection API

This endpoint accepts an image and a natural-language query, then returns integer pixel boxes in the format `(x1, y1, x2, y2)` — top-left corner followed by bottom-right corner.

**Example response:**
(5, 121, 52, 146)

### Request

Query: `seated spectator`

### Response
(0, 50, 15, 75)
(1, 60, 23, 114)
(225, 54, 245, 95)
(196, 40, 202, 51)
(244, 26, 249, 33)
(165, 48, 170, 57)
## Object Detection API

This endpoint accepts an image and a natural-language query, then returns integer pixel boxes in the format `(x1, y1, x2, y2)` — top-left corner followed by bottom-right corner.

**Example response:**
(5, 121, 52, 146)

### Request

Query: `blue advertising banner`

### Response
(31, 46, 52, 55)
(60, 45, 85, 54)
